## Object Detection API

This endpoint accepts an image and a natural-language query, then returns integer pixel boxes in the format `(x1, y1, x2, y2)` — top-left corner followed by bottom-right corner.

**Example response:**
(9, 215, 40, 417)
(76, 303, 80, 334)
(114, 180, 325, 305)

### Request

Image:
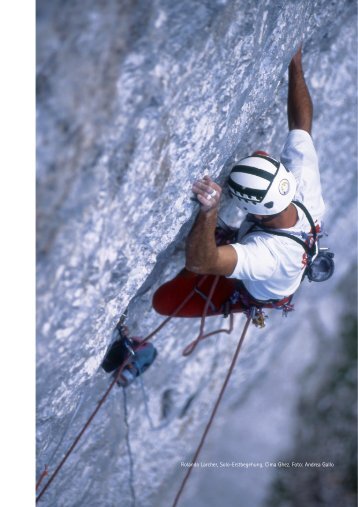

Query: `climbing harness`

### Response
(227, 279, 295, 321)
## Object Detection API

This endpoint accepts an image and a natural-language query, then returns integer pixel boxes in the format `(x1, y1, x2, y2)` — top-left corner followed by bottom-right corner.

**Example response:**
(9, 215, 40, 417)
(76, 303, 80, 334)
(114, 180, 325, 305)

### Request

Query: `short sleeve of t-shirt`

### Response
(228, 235, 277, 281)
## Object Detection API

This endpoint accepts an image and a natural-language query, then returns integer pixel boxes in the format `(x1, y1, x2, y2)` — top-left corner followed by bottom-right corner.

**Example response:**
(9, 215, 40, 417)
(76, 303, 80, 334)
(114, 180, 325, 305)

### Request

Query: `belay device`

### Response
(101, 321, 157, 387)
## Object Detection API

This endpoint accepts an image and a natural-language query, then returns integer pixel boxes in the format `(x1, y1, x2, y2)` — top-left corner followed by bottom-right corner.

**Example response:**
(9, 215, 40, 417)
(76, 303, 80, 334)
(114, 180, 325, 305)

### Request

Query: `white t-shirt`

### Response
(227, 129, 325, 301)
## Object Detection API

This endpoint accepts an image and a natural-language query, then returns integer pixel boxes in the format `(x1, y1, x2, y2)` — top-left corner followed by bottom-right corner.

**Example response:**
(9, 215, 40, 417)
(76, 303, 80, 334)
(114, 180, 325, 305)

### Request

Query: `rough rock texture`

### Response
(36, 1, 357, 506)
(264, 273, 357, 507)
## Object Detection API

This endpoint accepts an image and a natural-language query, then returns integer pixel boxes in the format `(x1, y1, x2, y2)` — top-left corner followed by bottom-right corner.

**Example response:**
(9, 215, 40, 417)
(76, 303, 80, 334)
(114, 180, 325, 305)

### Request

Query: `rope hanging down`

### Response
(172, 310, 253, 507)
(182, 275, 235, 356)
(36, 276, 210, 500)
(36, 355, 134, 502)
(182, 275, 220, 356)
(36, 274, 239, 502)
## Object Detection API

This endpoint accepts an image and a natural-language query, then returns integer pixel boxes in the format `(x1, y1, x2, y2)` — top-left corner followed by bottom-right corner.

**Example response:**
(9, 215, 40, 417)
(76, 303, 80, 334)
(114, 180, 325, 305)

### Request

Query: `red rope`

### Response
(172, 312, 253, 507)
(200, 312, 234, 340)
(36, 273, 233, 502)
(182, 275, 221, 356)
(36, 465, 48, 491)
(36, 277, 209, 501)
(36, 357, 132, 502)
(142, 275, 209, 344)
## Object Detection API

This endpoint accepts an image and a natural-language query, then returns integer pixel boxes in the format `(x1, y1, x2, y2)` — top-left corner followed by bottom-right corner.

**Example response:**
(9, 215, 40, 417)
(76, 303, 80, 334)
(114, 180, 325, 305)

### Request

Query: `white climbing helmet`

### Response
(228, 153, 297, 215)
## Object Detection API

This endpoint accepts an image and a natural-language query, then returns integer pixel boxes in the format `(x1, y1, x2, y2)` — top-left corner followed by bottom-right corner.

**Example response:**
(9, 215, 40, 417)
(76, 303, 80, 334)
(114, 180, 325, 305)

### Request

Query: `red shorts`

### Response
(152, 269, 292, 318)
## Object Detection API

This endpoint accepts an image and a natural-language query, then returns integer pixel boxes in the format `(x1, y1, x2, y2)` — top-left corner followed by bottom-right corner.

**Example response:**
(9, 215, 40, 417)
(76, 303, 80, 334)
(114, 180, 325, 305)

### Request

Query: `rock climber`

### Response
(153, 46, 327, 317)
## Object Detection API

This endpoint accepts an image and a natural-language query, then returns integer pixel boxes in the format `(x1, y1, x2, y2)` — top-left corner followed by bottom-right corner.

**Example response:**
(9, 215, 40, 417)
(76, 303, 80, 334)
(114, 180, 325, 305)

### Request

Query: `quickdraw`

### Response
(250, 308, 267, 328)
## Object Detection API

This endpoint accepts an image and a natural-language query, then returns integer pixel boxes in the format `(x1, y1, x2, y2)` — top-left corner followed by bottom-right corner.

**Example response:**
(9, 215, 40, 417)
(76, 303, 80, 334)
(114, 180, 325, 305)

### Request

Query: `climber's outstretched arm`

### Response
(288, 46, 313, 134)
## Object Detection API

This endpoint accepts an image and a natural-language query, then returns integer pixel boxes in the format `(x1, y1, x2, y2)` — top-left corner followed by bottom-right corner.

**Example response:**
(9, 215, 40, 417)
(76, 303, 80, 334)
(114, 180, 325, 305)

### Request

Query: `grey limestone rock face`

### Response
(36, 1, 357, 506)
